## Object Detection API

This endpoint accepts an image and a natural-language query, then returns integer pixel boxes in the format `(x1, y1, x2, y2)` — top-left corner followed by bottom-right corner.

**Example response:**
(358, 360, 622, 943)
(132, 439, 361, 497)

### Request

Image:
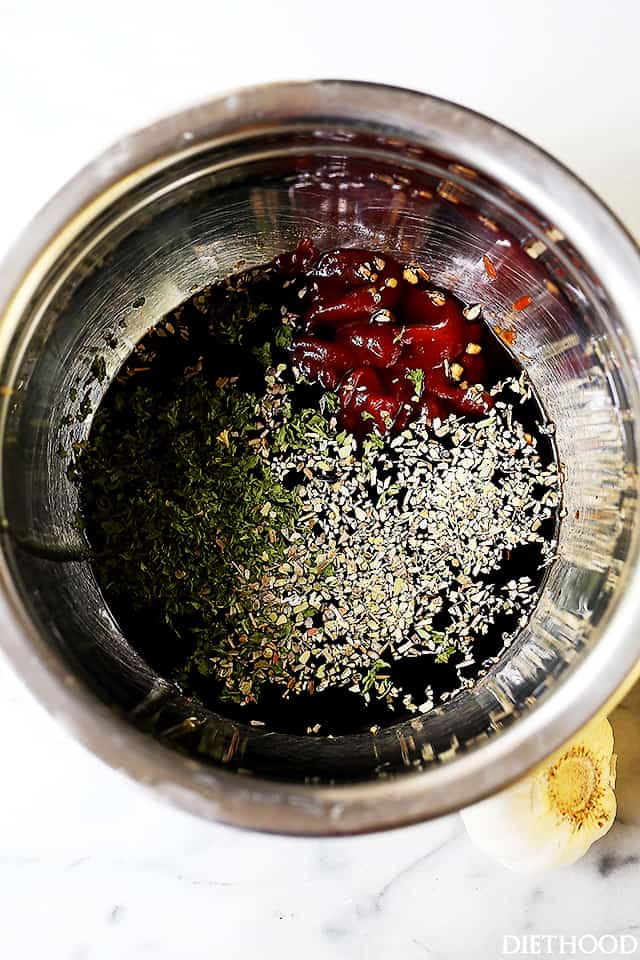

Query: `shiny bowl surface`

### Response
(1, 81, 639, 834)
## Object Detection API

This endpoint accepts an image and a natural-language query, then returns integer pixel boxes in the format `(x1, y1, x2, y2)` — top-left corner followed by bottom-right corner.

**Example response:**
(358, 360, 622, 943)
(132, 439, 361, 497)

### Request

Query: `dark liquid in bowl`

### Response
(77, 245, 560, 735)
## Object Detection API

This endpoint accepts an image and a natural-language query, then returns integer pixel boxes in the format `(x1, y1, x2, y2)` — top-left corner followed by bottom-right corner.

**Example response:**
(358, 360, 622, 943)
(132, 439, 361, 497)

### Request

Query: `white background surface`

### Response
(1, 1, 640, 957)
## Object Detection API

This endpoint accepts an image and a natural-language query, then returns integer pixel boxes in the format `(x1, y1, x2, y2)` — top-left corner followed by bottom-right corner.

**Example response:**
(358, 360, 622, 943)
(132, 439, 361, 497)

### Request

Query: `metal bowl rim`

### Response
(1, 79, 639, 835)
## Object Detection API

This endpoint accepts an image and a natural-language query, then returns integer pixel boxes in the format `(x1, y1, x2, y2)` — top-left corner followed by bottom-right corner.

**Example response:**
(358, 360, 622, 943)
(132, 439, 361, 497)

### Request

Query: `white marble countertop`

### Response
(3, 654, 640, 960)
(1, 1, 640, 957)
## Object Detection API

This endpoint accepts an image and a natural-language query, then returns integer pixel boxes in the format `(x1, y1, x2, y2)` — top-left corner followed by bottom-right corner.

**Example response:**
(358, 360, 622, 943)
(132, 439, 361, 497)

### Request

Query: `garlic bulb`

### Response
(461, 717, 617, 871)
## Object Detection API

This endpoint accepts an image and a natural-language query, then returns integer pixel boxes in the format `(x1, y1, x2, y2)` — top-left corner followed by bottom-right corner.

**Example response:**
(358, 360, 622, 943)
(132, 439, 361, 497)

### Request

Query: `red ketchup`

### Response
(275, 240, 493, 437)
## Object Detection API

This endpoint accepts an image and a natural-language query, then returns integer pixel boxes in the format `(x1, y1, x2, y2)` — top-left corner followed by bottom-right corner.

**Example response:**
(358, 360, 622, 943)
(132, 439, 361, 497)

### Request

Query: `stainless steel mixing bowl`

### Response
(1, 80, 639, 834)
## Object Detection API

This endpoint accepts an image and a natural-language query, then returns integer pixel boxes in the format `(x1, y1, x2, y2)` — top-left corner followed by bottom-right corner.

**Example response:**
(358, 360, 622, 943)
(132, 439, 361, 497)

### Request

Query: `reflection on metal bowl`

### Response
(0, 81, 639, 834)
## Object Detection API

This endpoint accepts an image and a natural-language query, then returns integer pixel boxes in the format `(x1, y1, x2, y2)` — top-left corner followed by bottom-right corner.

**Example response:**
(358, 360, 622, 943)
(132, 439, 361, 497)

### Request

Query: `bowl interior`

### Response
(1, 111, 638, 786)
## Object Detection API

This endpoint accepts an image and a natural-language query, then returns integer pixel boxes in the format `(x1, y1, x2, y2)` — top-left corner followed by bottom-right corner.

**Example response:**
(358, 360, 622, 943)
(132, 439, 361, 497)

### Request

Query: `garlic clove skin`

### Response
(461, 717, 617, 872)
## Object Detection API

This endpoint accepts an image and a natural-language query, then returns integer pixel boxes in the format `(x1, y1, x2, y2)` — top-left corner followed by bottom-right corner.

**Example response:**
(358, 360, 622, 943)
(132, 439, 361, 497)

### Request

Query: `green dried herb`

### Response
(435, 644, 457, 664)
(75, 277, 317, 704)
(77, 391, 93, 421)
(89, 355, 107, 384)
(362, 659, 389, 694)
(406, 367, 424, 401)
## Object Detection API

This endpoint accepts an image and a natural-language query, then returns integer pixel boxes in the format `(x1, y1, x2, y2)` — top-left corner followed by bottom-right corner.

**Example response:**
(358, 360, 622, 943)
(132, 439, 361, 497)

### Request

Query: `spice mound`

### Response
(76, 244, 562, 735)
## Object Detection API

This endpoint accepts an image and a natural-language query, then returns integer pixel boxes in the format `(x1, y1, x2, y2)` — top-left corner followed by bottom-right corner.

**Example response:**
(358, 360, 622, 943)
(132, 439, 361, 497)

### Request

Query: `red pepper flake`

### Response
(478, 215, 500, 234)
(513, 295, 533, 312)
(222, 728, 240, 764)
(494, 324, 516, 346)
(412, 188, 434, 200)
(483, 255, 497, 280)
(437, 180, 466, 203)
(449, 163, 478, 179)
